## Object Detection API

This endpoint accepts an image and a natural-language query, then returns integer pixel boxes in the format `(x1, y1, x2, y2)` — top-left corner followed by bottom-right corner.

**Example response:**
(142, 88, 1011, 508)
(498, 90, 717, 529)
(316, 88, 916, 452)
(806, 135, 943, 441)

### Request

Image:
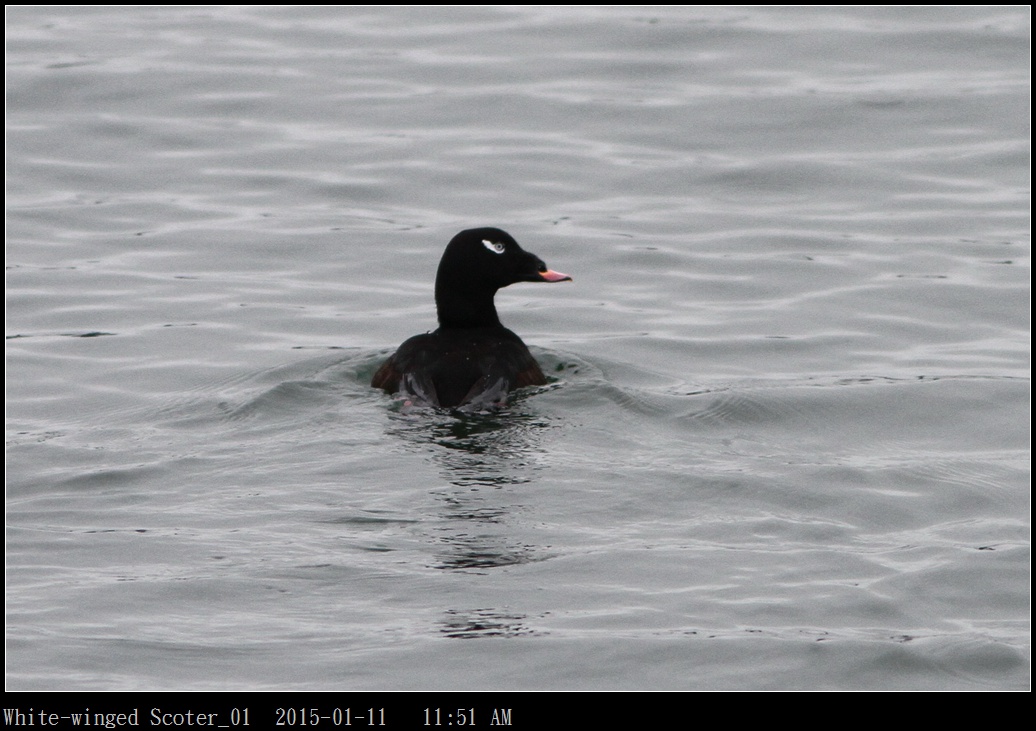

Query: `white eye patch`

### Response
(482, 239, 506, 255)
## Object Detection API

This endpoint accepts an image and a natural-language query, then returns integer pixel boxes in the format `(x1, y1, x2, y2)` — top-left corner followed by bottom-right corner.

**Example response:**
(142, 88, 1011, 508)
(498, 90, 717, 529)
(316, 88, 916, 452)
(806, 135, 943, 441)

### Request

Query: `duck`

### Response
(371, 227, 571, 409)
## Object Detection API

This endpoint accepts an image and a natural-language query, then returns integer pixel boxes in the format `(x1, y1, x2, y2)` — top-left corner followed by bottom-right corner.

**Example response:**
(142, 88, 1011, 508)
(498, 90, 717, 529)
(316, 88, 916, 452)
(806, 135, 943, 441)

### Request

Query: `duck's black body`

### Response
(373, 326, 547, 409)
(371, 228, 570, 409)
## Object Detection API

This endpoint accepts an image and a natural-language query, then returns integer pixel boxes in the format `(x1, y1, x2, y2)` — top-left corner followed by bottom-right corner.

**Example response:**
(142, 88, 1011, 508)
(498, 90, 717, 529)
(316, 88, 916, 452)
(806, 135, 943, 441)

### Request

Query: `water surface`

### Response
(6, 5, 1030, 690)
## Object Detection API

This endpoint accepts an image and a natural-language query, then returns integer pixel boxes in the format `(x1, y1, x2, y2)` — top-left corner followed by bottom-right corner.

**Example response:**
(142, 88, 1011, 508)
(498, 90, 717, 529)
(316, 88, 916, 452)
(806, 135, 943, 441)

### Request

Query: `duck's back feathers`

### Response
(371, 326, 547, 408)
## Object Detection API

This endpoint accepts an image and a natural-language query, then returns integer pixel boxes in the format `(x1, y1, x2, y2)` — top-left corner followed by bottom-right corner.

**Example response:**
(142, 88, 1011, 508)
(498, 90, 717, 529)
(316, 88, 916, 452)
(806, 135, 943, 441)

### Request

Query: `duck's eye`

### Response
(482, 240, 506, 255)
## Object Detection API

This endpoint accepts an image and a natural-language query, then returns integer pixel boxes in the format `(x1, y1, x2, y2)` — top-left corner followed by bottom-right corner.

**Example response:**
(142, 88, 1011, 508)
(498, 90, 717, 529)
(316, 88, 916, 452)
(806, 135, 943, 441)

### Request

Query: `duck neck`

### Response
(435, 286, 501, 330)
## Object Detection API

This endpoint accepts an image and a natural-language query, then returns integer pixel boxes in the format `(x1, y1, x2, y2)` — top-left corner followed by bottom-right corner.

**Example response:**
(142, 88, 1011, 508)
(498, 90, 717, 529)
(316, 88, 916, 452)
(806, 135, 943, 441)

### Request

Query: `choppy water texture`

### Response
(6, 6, 1030, 690)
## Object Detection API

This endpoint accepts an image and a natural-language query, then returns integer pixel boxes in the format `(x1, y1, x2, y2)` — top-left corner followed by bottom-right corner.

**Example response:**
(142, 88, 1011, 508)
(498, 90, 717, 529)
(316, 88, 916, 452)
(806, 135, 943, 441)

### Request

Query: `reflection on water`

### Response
(387, 397, 558, 572)
(429, 519, 543, 572)
(386, 397, 556, 487)
(440, 608, 541, 638)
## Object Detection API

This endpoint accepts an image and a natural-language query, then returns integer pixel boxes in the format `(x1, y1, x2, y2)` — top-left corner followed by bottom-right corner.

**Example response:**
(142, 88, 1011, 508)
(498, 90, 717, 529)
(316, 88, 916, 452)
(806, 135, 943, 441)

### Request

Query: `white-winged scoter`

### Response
(371, 227, 571, 408)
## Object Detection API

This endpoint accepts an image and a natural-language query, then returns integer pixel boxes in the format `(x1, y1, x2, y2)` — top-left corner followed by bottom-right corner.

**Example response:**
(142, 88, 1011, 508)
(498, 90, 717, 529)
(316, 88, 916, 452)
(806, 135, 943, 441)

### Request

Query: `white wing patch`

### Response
(482, 239, 506, 255)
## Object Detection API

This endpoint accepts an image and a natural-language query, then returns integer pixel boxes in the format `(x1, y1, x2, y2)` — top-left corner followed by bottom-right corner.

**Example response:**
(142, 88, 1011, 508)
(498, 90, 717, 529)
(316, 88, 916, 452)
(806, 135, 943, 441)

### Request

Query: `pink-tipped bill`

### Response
(539, 269, 572, 283)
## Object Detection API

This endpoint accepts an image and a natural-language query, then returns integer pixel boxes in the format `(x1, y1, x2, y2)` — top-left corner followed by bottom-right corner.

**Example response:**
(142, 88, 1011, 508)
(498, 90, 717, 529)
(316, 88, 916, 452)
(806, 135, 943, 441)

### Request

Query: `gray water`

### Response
(6, 6, 1029, 691)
